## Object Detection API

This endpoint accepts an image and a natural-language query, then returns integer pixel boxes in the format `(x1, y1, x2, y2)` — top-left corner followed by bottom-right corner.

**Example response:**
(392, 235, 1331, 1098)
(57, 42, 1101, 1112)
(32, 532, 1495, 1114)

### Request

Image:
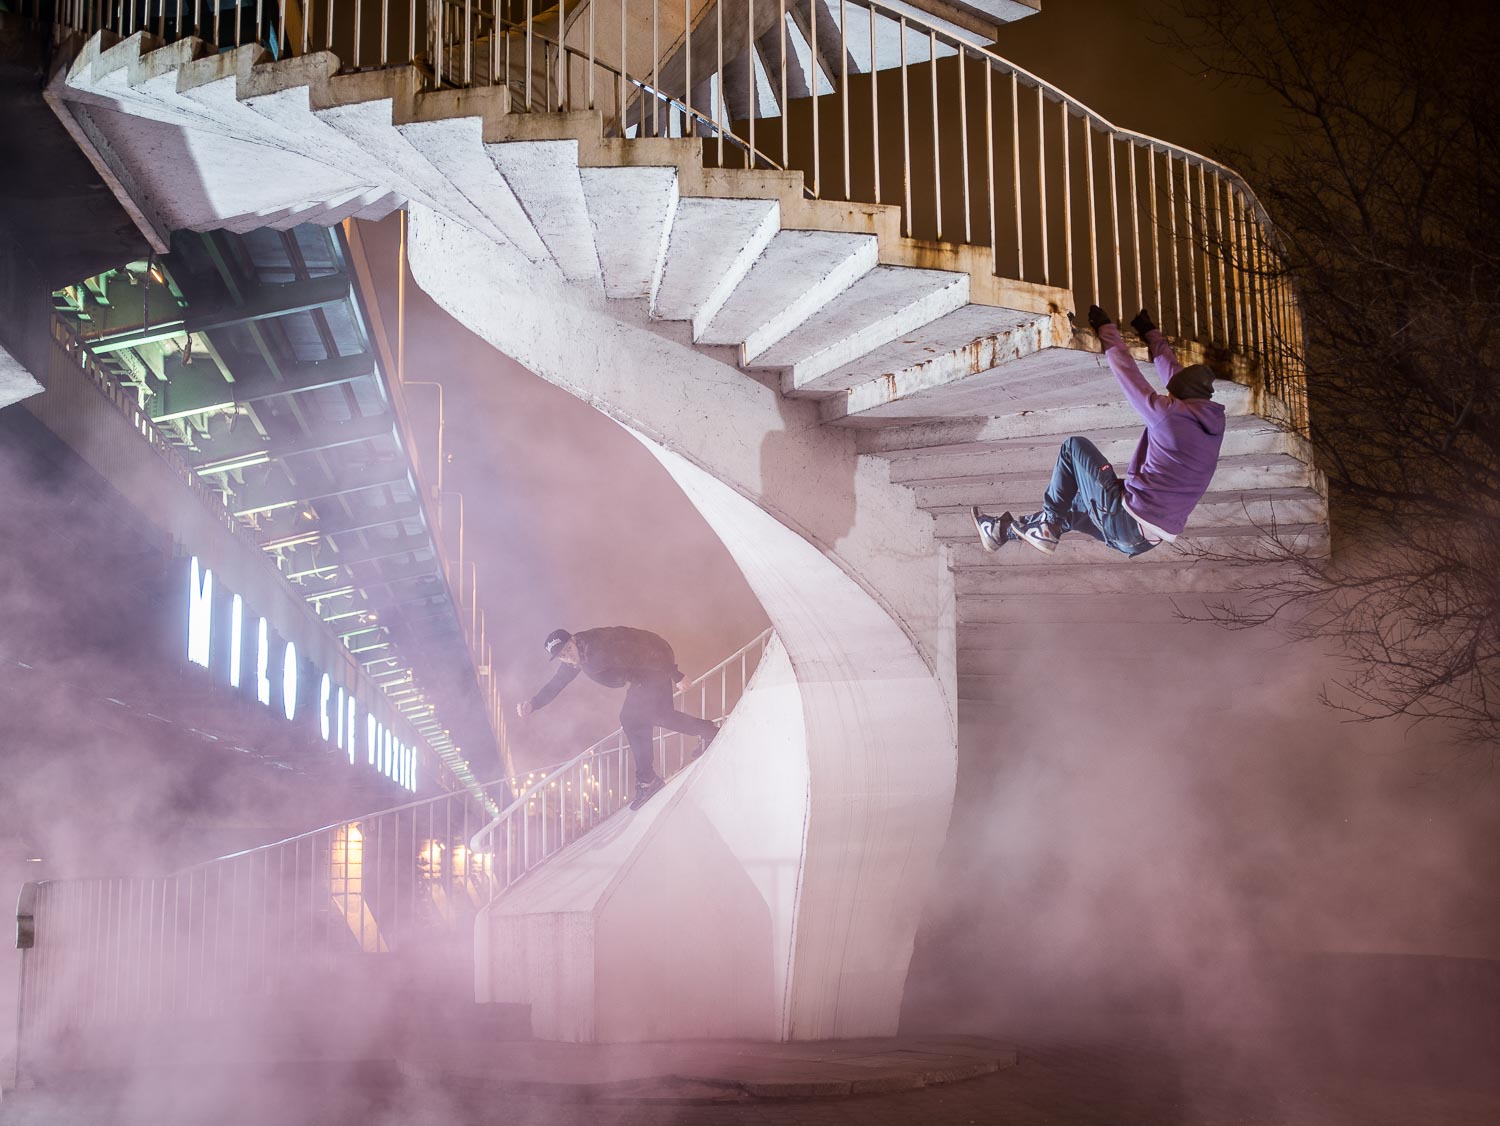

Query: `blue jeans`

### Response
(1028, 436, 1157, 558)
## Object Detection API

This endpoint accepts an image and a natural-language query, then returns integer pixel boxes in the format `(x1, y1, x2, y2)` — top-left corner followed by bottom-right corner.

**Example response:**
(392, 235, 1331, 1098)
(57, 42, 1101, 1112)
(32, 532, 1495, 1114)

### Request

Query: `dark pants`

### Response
(1028, 436, 1157, 558)
(619, 673, 718, 783)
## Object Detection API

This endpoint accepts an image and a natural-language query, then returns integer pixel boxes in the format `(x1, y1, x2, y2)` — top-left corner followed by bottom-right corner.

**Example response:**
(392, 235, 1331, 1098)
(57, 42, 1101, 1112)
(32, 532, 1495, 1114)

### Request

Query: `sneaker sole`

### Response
(1019, 530, 1059, 555)
(971, 507, 1004, 553)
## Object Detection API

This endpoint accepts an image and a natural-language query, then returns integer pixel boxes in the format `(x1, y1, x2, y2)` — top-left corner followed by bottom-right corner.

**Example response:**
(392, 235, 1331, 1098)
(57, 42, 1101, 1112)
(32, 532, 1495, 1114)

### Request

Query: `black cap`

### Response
(544, 629, 572, 659)
(1167, 363, 1216, 401)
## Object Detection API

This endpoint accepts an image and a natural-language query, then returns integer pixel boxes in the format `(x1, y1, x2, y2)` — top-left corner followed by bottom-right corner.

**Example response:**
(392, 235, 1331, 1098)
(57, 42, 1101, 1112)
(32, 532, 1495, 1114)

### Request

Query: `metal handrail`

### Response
(470, 627, 773, 900)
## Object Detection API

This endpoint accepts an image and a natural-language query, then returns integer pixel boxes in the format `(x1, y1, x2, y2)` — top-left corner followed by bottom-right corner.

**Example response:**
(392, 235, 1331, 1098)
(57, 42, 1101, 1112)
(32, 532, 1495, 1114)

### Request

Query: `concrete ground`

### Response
(4, 1026, 1499, 1126)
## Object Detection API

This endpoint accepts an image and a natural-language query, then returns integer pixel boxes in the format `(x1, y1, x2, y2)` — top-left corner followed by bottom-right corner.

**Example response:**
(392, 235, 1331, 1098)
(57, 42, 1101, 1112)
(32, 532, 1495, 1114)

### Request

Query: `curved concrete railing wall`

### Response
(409, 205, 956, 1038)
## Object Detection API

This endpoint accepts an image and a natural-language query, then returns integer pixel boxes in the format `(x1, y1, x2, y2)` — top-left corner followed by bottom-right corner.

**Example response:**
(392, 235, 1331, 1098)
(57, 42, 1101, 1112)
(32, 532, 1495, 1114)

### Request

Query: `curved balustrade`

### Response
(28, 0, 1305, 428)
(470, 627, 772, 899)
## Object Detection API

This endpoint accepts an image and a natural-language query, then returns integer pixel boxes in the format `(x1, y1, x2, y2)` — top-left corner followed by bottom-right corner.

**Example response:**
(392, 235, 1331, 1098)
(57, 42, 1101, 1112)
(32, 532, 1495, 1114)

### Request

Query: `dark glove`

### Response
(1130, 309, 1156, 338)
(1087, 305, 1113, 334)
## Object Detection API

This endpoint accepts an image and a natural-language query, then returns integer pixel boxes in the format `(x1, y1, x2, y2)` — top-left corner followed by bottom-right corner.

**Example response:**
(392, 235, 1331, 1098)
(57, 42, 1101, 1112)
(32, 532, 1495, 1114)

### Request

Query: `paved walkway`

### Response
(5, 1030, 1500, 1125)
(401, 1034, 1015, 1102)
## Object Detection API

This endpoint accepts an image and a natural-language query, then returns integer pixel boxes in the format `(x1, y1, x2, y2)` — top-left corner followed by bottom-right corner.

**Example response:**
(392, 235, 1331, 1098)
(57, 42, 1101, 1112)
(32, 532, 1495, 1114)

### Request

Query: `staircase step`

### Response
(909, 452, 1319, 509)
(486, 139, 602, 282)
(653, 198, 781, 338)
(852, 381, 1259, 449)
(823, 340, 1120, 424)
(268, 188, 394, 230)
(930, 488, 1327, 540)
(812, 304, 1053, 420)
(579, 166, 680, 299)
(955, 556, 1308, 596)
(948, 522, 1327, 569)
(698, 229, 879, 358)
(398, 105, 553, 262)
(750, 266, 971, 393)
(886, 418, 1296, 485)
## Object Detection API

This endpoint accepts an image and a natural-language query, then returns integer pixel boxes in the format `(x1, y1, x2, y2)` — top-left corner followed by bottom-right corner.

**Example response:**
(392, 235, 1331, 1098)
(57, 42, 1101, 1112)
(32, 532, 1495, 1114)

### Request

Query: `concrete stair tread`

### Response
(486, 139, 602, 282)
(697, 229, 879, 355)
(908, 450, 1311, 492)
(949, 522, 1327, 568)
(852, 381, 1258, 448)
(800, 303, 1047, 395)
(748, 266, 972, 393)
(878, 412, 1278, 463)
(652, 197, 781, 335)
(579, 165, 679, 299)
(934, 491, 1328, 540)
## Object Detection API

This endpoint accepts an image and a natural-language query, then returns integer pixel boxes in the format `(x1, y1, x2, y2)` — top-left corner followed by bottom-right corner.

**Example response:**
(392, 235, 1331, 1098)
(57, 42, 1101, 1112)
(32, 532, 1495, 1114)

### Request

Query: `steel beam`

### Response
(154, 351, 377, 421)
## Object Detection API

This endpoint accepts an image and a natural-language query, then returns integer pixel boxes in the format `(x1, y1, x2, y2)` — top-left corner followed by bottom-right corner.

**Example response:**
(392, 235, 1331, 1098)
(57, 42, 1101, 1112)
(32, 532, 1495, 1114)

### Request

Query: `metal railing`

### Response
(27, 0, 1306, 430)
(471, 627, 773, 900)
(11, 778, 505, 1084)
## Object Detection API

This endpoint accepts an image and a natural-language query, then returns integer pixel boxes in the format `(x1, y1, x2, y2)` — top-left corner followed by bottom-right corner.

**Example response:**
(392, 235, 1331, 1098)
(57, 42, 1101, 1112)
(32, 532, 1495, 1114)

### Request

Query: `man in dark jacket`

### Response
(517, 626, 719, 809)
(971, 305, 1227, 557)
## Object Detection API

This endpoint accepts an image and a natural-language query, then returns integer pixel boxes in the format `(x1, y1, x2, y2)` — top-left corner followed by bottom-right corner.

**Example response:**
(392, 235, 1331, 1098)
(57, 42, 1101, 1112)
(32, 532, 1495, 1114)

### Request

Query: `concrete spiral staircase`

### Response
(48, 28, 1326, 1042)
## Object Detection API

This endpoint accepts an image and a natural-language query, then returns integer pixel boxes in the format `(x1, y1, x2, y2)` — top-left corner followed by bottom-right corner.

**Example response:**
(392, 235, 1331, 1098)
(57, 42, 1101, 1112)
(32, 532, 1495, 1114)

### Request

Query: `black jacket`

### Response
(528, 627, 682, 711)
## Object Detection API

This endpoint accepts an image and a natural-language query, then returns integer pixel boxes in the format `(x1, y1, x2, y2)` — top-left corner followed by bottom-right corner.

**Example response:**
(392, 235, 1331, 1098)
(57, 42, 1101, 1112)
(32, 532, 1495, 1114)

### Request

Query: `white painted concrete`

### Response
(0, 342, 43, 411)
(697, 230, 879, 357)
(579, 166, 680, 300)
(479, 637, 811, 1041)
(652, 198, 780, 338)
(753, 266, 972, 393)
(486, 140, 603, 282)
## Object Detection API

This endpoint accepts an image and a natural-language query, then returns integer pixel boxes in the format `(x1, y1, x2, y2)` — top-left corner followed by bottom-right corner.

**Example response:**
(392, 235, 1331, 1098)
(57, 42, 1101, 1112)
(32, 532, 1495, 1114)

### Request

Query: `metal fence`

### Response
(11, 777, 504, 1086)
(471, 627, 772, 900)
(24, 0, 1306, 431)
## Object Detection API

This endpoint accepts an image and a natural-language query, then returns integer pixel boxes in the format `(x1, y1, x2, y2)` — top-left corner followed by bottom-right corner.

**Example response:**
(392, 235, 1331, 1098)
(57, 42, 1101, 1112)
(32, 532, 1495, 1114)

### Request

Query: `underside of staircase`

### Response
(46, 25, 1327, 1041)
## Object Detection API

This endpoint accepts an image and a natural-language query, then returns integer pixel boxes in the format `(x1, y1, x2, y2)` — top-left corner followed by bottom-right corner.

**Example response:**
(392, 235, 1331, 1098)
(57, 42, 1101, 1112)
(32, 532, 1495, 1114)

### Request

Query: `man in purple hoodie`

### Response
(971, 305, 1226, 557)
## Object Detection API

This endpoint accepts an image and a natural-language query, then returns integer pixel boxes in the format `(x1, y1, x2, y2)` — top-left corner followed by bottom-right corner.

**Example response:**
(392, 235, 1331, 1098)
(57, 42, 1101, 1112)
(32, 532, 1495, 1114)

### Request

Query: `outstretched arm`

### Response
(1100, 322, 1171, 425)
(1130, 308, 1183, 384)
(524, 664, 579, 715)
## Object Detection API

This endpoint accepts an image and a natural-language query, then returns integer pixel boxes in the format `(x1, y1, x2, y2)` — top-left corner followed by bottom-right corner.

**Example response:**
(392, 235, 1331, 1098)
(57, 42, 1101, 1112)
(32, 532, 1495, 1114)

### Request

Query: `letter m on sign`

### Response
(187, 557, 213, 668)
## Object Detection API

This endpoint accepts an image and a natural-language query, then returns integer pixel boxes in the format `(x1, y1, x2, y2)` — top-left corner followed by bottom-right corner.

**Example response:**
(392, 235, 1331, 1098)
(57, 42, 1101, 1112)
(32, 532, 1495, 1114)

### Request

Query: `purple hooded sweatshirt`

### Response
(1100, 323, 1226, 536)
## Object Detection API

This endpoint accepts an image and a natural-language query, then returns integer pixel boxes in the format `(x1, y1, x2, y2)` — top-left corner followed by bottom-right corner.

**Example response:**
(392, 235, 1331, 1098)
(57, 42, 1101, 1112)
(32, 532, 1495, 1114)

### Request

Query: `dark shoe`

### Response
(1017, 518, 1060, 555)
(971, 507, 1014, 553)
(629, 775, 666, 810)
(692, 722, 721, 760)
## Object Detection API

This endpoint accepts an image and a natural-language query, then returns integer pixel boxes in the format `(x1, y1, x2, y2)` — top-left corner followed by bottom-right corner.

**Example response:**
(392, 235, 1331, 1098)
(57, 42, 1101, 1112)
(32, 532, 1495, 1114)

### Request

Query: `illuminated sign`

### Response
(183, 557, 420, 793)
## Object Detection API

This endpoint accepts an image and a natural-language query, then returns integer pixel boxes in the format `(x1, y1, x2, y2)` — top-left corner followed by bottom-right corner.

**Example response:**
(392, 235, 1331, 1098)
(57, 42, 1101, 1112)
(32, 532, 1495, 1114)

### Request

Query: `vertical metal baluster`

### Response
(1060, 101, 1071, 298)
(1148, 145, 1160, 320)
(1128, 141, 1142, 314)
(956, 45, 969, 241)
(1033, 85, 1047, 284)
(1241, 193, 1260, 360)
(1186, 160, 1200, 339)
(778, 0, 786, 157)
(1232, 188, 1250, 353)
(352, 0, 361, 66)
(213, 0, 219, 49)
(922, 30, 936, 234)
(1213, 171, 1231, 347)
(749, 0, 756, 164)
(839, 0, 849, 195)
(651, 0, 658, 132)
(1009, 70, 1022, 275)
(300, 0, 308, 56)
(464, 0, 471, 86)
(810, 0, 819, 192)
(235, 0, 241, 51)
(1166, 154, 1180, 335)
(1084, 116, 1098, 309)
(869, 3, 879, 202)
(410, 0, 416, 80)
(587, 0, 594, 110)
(715, 0, 723, 163)
(1108, 134, 1121, 314)
(982, 61, 994, 273)
(323, 0, 331, 53)
(525, 0, 533, 108)
(899, 19, 910, 236)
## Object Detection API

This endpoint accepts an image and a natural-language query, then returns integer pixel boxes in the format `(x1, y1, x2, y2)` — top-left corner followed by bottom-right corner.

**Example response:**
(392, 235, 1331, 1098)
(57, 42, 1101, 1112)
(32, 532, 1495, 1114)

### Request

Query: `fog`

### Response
(3, 2, 1499, 1122)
